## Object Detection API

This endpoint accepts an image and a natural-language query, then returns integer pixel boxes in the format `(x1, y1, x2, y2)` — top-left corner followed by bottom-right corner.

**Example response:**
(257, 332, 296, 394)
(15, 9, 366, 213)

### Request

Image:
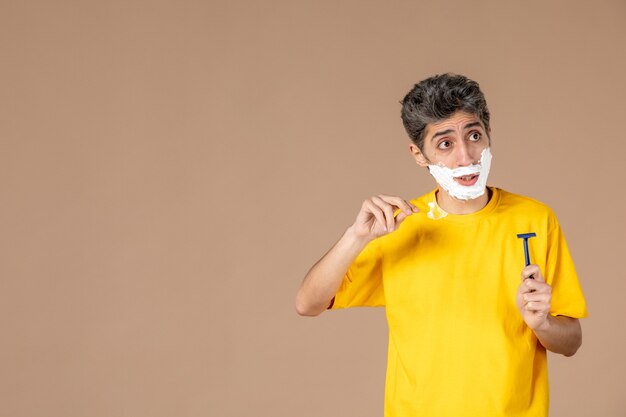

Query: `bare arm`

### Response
(533, 315, 582, 357)
(294, 226, 369, 316)
(295, 195, 419, 317)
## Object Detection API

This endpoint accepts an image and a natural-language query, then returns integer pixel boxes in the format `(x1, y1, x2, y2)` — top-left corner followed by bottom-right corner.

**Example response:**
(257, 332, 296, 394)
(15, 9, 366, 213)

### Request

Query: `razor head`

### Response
(517, 232, 537, 268)
(517, 233, 536, 239)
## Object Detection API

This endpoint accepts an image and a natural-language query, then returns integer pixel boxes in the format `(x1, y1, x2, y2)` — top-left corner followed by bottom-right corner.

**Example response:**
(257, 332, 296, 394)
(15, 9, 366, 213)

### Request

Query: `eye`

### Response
(469, 132, 481, 141)
(437, 140, 451, 150)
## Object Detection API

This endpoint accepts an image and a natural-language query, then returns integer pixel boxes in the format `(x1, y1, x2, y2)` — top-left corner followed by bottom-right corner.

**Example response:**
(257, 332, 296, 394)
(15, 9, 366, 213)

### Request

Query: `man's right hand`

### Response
(352, 194, 420, 242)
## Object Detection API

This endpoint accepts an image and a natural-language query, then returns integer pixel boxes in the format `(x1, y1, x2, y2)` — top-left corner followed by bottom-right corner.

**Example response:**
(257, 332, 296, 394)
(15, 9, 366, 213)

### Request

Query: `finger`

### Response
(378, 194, 415, 216)
(386, 195, 419, 215)
(521, 278, 540, 293)
(395, 209, 417, 228)
(363, 200, 388, 232)
(525, 301, 550, 312)
(394, 206, 418, 219)
(520, 279, 538, 294)
(523, 292, 551, 304)
(371, 195, 395, 232)
(521, 264, 541, 280)
(529, 264, 545, 283)
(522, 279, 551, 295)
(394, 210, 408, 226)
(365, 199, 388, 232)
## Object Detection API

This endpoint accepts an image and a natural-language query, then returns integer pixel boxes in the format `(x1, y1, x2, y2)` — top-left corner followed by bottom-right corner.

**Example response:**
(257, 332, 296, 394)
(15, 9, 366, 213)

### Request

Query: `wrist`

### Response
(344, 225, 372, 251)
(534, 314, 554, 333)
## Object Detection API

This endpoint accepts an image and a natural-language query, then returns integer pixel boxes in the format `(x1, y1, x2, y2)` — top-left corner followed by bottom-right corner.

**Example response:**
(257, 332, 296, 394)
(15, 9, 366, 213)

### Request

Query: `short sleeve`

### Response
(545, 214, 588, 318)
(328, 238, 385, 309)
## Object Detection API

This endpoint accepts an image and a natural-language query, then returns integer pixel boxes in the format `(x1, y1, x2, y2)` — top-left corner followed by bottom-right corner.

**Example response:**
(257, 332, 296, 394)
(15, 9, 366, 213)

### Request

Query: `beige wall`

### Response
(1, 0, 624, 416)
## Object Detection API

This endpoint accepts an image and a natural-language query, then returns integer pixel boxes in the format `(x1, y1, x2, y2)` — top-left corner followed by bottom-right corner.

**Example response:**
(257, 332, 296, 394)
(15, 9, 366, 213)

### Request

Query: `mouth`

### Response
(454, 174, 479, 186)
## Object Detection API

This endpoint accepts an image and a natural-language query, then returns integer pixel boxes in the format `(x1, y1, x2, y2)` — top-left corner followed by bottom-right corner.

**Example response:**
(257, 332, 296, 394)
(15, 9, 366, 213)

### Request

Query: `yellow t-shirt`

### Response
(329, 187, 588, 417)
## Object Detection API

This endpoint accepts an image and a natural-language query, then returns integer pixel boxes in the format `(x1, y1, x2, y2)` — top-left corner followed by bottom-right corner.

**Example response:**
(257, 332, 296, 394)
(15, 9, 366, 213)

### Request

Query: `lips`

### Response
(454, 174, 479, 186)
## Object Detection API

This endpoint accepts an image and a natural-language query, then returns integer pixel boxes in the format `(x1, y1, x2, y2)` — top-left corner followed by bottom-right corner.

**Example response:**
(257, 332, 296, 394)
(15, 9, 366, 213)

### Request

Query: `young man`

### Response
(295, 73, 587, 417)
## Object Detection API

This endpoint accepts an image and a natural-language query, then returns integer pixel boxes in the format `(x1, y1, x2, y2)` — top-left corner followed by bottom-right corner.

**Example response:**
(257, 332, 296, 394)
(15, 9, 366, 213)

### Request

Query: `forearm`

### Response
(533, 315, 582, 357)
(295, 226, 369, 316)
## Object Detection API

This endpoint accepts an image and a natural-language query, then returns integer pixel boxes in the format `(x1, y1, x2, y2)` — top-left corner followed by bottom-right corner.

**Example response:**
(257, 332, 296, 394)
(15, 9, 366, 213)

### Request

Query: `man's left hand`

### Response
(516, 265, 552, 331)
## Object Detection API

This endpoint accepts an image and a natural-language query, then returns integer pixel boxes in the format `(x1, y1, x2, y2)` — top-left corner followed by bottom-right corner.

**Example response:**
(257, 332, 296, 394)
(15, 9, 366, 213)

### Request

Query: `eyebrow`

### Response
(430, 121, 483, 142)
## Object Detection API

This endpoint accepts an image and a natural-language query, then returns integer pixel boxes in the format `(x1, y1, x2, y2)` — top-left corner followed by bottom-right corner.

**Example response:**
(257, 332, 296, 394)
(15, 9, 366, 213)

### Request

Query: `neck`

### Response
(436, 187, 492, 215)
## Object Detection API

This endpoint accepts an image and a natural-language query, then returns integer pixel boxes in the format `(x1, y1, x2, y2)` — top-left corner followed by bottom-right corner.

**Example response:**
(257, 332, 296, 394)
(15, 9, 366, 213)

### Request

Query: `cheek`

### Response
(470, 143, 489, 160)
(430, 150, 455, 167)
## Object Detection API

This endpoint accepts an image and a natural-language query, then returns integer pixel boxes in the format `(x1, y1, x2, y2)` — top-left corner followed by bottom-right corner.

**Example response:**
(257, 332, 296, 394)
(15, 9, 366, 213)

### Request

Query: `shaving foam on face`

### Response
(427, 200, 448, 220)
(427, 147, 492, 200)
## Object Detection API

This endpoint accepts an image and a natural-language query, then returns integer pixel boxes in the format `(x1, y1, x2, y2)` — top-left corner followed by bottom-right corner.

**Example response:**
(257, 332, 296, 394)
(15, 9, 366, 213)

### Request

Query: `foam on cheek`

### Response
(427, 147, 492, 201)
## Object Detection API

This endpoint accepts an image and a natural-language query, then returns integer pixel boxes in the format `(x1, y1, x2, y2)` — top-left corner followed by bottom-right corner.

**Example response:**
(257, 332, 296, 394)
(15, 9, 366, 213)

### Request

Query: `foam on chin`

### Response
(427, 147, 492, 200)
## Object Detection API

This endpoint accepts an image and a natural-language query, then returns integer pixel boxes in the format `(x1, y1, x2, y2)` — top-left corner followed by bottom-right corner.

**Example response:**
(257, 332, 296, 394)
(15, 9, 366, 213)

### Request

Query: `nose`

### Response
(455, 141, 474, 167)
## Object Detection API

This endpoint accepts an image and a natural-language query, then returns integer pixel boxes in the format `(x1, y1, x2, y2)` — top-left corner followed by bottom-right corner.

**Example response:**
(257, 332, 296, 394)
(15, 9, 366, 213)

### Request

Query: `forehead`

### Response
(424, 111, 484, 138)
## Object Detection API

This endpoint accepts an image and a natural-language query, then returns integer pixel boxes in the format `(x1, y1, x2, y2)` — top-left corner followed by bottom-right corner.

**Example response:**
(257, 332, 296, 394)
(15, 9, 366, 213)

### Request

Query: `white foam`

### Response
(427, 147, 492, 200)
(427, 200, 448, 220)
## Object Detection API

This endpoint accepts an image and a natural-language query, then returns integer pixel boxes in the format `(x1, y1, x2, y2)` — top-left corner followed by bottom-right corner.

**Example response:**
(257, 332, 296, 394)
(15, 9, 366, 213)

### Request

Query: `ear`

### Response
(408, 143, 430, 167)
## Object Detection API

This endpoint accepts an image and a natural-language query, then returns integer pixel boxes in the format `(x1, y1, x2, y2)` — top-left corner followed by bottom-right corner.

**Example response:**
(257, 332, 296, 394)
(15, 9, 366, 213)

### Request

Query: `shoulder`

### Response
(495, 188, 557, 218)
(408, 188, 438, 213)
(494, 188, 563, 235)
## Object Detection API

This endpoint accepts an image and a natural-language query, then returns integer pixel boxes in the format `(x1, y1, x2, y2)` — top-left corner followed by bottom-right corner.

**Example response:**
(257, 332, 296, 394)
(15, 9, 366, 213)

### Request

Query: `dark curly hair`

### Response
(400, 73, 491, 152)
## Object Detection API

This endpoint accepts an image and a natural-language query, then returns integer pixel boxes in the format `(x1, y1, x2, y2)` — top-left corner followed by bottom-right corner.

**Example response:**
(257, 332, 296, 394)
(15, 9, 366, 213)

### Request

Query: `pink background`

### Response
(1, 0, 624, 416)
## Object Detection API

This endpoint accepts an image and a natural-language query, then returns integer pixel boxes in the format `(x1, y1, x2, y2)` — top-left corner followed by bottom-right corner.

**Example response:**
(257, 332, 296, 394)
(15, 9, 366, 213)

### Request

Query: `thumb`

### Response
(522, 264, 544, 282)
(394, 210, 413, 227)
(532, 264, 546, 283)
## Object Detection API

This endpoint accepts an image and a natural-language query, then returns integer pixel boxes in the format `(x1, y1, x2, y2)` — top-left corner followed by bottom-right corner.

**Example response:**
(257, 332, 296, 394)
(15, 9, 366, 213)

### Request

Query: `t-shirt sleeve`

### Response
(328, 238, 385, 310)
(544, 213, 588, 319)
